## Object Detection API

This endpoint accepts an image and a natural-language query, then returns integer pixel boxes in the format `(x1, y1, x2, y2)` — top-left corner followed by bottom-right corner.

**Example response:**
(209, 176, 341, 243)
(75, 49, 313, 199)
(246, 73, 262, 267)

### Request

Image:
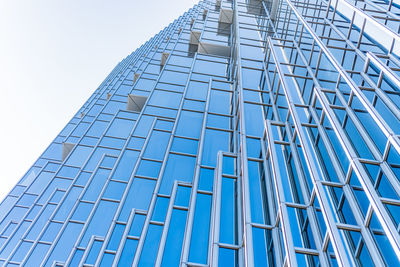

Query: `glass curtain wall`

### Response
(0, 0, 399, 266)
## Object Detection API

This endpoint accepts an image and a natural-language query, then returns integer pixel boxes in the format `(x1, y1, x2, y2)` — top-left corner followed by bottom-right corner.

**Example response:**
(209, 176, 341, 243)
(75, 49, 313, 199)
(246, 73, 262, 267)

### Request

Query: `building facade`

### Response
(1, 0, 400, 266)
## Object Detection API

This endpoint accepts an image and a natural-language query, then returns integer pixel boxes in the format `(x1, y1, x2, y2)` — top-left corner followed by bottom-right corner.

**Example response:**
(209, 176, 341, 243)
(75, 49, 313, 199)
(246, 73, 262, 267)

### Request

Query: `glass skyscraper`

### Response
(1, 0, 400, 265)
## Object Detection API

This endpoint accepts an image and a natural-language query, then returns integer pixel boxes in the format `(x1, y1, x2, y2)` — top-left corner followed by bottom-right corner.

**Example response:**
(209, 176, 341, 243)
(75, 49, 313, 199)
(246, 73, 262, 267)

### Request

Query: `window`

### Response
(190, 30, 201, 45)
(198, 42, 231, 57)
(127, 94, 148, 112)
(219, 8, 233, 24)
(161, 52, 170, 67)
(62, 142, 75, 161)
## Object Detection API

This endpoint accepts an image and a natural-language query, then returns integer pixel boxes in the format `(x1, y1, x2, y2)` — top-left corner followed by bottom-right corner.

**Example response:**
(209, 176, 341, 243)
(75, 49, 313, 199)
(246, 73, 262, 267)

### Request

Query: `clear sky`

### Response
(0, 0, 198, 201)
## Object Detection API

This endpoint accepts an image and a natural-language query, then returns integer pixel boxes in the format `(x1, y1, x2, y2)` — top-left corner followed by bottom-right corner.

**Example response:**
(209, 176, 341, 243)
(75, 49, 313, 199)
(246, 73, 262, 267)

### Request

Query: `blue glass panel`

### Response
(106, 118, 136, 139)
(159, 70, 189, 85)
(358, 240, 374, 267)
(375, 233, 398, 266)
(87, 104, 103, 116)
(107, 223, 126, 251)
(344, 118, 374, 159)
(160, 154, 196, 194)
(26, 204, 56, 240)
(44, 222, 84, 267)
(9, 185, 25, 197)
(143, 131, 170, 160)
(209, 90, 231, 114)
(188, 193, 212, 264)
(119, 178, 156, 221)
(243, 88, 261, 102)
(138, 224, 163, 267)
(10, 241, 33, 262)
(154, 120, 174, 131)
(17, 193, 37, 207)
(171, 137, 199, 154)
(100, 136, 126, 149)
(112, 149, 139, 181)
(296, 253, 309, 267)
(2, 222, 17, 236)
(84, 147, 120, 171)
(25, 243, 51, 266)
(58, 166, 80, 178)
(103, 180, 127, 200)
(202, 129, 230, 167)
(118, 84, 132, 95)
(248, 160, 265, 224)
(149, 90, 182, 109)
(151, 196, 170, 222)
(80, 200, 119, 246)
(20, 167, 41, 187)
(169, 55, 193, 67)
(41, 222, 63, 242)
(25, 205, 41, 221)
(117, 238, 138, 267)
(156, 82, 184, 93)
(175, 186, 191, 207)
(193, 59, 227, 77)
(27, 171, 53, 194)
(220, 177, 236, 244)
(246, 137, 261, 158)
(222, 156, 235, 175)
(103, 101, 126, 115)
(176, 110, 203, 139)
(100, 155, 118, 168)
(60, 123, 75, 136)
(218, 248, 237, 267)
(85, 240, 103, 264)
(69, 249, 84, 266)
(135, 78, 157, 91)
(144, 63, 161, 74)
(186, 81, 209, 101)
(207, 114, 230, 129)
(71, 122, 90, 137)
(133, 115, 154, 137)
(136, 160, 162, 178)
(87, 121, 109, 137)
(244, 103, 264, 137)
(287, 207, 303, 247)
(42, 143, 62, 161)
(75, 172, 91, 186)
(65, 145, 93, 167)
(71, 202, 94, 222)
(129, 214, 146, 237)
(66, 136, 80, 143)
(161, 209, 187, 266)
(126, 136, 145, 150)
(44, 162, 60, 172)
(82, 168, 110, 201)
(118, 110, 138, 120)
(100, 253, 115, 266)
(0, 222, 30, 258)
(98, 113, 114, 122)
(252, 227, 269, 267)
(37, 177, 71, 204)
(198, 168, 214, 192)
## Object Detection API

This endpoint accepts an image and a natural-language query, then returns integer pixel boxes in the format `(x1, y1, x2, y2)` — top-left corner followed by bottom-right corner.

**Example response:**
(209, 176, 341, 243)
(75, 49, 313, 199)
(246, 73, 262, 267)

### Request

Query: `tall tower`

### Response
(1, 0, 400, 266)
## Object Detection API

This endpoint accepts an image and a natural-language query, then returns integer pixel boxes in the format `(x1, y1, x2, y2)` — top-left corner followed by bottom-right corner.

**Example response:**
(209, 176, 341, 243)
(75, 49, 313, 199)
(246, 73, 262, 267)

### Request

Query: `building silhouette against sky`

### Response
(1, 0, 400, 266)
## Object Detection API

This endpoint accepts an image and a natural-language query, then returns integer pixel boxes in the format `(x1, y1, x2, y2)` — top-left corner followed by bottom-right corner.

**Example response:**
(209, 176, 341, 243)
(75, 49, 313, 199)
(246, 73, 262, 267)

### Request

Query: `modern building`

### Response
(1, 0, 400, 266)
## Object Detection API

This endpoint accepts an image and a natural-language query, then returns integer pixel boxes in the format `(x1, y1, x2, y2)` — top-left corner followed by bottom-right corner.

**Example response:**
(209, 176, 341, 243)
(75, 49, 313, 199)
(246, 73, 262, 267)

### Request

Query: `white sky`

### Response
(0, 0, 198, 201)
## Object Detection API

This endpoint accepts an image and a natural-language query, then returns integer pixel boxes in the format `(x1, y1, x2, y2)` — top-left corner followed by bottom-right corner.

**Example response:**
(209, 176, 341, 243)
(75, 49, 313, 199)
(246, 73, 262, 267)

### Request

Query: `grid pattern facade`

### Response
(0, 0, 400, 266)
